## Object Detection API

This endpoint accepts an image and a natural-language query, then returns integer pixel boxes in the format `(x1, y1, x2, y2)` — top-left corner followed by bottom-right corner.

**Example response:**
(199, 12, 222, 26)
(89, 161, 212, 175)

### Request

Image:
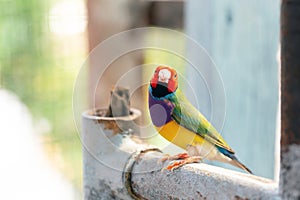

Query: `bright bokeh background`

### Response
(0, 0, 87, 198)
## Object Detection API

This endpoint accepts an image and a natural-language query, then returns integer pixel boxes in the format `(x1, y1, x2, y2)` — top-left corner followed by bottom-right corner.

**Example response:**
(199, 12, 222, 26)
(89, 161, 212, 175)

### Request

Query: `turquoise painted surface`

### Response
(185, 0, 280, 179)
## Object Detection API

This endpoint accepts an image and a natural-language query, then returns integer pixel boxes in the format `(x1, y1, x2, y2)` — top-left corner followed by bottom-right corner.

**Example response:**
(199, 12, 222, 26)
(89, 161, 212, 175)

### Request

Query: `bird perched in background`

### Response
(148, 65, 252, 173)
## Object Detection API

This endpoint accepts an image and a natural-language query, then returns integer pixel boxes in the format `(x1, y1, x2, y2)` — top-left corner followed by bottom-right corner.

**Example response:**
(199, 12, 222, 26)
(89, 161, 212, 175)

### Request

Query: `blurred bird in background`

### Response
(148, 66, 252, 174)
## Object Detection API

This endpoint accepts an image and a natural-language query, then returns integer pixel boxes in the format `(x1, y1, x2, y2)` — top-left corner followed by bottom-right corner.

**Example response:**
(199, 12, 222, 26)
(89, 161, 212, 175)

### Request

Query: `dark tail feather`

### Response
(230, 157, 253, 174)
(217, 147, 253, 174)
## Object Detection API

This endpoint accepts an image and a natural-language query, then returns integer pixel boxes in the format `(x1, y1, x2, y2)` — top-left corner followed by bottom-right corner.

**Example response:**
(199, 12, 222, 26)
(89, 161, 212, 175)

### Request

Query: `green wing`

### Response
(169, 89, 234, 154)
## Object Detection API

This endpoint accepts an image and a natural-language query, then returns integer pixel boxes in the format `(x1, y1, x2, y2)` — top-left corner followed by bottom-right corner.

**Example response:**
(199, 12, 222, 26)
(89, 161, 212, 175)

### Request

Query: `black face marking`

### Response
(151, 81, 172, 98)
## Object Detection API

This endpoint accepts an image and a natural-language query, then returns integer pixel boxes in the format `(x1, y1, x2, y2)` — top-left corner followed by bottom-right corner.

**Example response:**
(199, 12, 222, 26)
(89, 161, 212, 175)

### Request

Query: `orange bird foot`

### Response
(160, 153, 189, 162)
(163, 156, 202, 171)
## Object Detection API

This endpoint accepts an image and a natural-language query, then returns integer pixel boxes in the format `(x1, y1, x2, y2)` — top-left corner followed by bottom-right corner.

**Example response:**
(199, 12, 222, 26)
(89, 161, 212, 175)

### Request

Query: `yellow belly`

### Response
(155, 120, 205, 150)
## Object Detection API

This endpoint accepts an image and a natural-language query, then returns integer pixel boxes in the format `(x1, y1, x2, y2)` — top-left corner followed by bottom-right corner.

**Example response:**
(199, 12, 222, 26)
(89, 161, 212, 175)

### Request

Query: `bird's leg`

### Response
(164, 156, 202, 171)
(160, 152, 189, 162)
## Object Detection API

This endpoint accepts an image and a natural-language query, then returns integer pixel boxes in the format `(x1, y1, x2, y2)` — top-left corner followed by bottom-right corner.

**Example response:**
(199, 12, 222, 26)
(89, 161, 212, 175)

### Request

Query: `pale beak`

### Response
(158, 69, 171, 83)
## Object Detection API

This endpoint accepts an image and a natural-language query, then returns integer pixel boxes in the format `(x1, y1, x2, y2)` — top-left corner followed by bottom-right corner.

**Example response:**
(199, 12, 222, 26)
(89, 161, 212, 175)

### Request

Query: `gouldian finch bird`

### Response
(148, 65, 252, 173)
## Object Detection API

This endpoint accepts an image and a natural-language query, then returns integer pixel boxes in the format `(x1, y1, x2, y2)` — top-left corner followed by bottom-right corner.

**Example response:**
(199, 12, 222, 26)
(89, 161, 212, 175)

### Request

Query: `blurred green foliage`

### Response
(0, 0, 84, 196)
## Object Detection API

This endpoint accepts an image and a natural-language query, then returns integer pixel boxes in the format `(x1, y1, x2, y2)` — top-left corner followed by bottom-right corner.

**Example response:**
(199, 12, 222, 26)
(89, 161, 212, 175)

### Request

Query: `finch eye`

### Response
(174, 74, 177, 78)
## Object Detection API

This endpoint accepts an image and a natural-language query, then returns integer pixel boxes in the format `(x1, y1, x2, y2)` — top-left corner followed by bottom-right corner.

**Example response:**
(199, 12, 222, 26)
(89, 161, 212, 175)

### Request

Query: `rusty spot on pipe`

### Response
(234, 195, 249, 200)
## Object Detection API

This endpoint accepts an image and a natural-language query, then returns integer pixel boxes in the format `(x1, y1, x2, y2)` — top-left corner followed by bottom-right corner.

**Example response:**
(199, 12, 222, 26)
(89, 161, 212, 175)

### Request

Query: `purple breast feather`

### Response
(148, 92, 174, 127)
